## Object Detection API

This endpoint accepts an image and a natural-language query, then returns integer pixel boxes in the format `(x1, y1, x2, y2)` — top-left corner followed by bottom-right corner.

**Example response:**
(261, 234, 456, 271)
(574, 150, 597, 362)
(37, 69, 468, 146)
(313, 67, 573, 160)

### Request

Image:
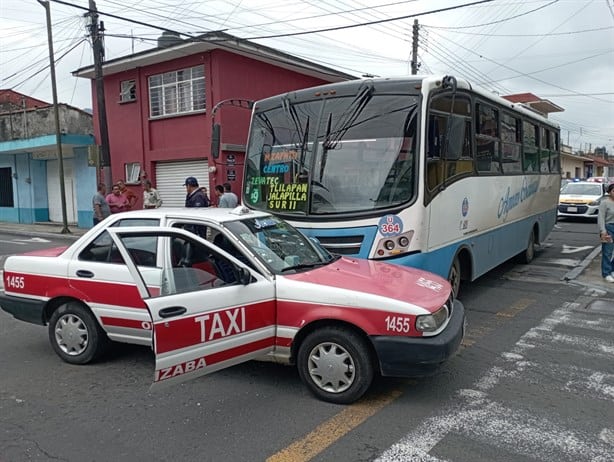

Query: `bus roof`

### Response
(253, 75, 559, 130)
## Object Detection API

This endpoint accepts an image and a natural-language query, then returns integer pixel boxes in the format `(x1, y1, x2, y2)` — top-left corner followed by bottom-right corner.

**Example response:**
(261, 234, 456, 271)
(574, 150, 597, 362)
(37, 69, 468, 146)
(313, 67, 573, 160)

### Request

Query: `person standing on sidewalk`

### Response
(183, 176, 208, 237)
(142, 180, 163, 209)
(106, 183, 130, 214)
(598, 183, 614, 282)
(92, 183, 111, 226)
(117, 180, 138, 210)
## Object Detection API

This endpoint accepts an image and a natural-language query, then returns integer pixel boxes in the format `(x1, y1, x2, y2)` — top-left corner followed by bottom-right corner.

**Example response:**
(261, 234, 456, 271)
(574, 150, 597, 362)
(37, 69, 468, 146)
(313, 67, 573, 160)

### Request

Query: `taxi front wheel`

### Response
(48, 302, 109, 365)
(297, 327, 374, 404)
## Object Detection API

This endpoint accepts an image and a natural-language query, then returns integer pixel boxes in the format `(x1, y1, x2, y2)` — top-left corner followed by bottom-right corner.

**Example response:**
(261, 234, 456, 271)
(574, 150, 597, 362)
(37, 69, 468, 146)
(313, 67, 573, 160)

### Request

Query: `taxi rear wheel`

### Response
(297, 327, 374, 404)
(48, 302, 109, 365)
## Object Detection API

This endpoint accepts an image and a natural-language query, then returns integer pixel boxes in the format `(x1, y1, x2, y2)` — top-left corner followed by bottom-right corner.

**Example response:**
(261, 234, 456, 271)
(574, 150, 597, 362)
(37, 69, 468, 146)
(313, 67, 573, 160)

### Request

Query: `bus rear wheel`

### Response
(518, 230, 536, 264)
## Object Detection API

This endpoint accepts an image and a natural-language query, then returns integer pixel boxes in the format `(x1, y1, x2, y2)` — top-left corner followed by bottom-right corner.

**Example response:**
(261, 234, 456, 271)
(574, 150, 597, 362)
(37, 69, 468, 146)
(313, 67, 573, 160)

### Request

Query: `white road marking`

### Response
(13, 237, 51, 243)
(0, 240, 26, 245)
(562, 244, 593, 254)
(376, 302, 614, 462)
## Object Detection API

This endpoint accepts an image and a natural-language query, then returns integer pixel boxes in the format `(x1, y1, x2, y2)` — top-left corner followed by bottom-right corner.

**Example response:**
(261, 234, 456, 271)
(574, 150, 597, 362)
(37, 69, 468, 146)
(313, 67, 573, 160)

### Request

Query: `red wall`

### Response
(93, 48, 334, 203)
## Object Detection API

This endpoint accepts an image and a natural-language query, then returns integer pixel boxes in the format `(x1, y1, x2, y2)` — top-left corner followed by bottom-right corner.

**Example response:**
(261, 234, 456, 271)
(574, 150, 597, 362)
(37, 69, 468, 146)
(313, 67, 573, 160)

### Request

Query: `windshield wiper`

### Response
(322, 83, 373, 150)
(280, 261, 330, 272)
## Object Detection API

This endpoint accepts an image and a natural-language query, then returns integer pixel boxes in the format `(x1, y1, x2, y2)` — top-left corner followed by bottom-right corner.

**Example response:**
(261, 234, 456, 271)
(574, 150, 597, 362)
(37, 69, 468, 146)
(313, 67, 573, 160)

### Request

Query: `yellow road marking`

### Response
(496, 298, 533, 318)
(267, 389, 403, 462)
(461, 298, 534, 349)
(270, 298, 534, 460)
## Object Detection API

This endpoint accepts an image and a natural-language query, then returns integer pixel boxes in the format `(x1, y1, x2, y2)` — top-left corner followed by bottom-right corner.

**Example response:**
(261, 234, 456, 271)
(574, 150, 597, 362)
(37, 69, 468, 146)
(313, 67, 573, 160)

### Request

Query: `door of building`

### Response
(155, 159, 209, 207)
(47, 158, 76, 223)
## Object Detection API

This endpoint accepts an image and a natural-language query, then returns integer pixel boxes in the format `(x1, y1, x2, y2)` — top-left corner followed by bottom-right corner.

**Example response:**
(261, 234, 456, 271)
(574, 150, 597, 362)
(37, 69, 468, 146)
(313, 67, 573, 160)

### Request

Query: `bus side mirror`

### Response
(211, 124, 221, 159)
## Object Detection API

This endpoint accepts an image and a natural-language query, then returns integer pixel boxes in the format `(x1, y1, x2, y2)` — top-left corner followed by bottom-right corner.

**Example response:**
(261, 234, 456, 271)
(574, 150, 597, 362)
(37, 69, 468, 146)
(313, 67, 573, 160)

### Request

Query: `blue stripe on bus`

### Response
(298, 225, 379, 259)
(299, 207, 556, 281)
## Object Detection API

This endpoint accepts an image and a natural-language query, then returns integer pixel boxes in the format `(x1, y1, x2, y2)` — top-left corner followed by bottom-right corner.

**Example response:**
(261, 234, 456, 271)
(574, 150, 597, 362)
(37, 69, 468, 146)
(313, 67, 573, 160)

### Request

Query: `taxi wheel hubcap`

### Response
(55, 314, 89, 356)
(307, 342, 355, 393)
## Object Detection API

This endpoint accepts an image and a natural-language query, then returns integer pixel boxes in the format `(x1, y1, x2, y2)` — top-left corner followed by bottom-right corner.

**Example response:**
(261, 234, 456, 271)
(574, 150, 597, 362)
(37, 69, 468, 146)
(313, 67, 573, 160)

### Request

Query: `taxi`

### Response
(0, 206, 464, 404)
(558, 181, 606, 219)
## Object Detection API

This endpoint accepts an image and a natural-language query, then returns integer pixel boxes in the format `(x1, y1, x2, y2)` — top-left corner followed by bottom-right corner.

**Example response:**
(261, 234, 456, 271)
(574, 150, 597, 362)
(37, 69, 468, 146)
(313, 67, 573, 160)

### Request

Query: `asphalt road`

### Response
(0, 221, 612, 462)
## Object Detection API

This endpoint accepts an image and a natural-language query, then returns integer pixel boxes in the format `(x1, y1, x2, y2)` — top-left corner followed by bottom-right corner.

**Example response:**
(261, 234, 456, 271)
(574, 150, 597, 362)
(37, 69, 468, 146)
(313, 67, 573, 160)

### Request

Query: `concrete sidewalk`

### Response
(0, 220, 612, 294)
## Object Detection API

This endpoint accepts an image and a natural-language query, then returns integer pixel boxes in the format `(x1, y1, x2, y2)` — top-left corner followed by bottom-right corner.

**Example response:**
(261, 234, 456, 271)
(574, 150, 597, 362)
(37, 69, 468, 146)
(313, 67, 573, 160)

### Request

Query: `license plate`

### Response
(567, 206, 578, 212)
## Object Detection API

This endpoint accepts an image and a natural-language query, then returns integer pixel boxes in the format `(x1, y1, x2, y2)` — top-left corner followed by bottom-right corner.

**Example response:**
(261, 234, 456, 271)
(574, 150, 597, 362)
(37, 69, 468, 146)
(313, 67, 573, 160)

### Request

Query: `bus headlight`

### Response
(374, 230, 415, 258)
(416, 305, 449, 332)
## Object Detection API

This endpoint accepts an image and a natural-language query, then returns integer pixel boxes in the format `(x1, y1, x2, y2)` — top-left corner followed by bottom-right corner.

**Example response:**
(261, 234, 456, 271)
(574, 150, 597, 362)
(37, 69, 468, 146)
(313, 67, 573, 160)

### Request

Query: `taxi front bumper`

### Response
(371, 299, 465, 377)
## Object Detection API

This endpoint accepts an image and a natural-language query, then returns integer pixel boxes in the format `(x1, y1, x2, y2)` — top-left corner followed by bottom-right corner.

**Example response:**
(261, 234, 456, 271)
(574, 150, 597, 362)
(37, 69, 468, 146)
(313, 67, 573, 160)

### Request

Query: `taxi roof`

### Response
(112, 206, 272, 223)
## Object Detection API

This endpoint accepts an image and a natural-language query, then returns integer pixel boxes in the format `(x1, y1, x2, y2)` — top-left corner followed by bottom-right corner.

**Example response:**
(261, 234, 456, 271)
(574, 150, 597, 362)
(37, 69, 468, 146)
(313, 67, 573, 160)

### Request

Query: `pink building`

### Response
(74, 31, 354, 208)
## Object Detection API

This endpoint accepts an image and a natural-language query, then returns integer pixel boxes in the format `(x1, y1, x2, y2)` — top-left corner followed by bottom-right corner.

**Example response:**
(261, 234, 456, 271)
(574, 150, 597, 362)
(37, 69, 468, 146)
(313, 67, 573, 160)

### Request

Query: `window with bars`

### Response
(148, 65, 205, 117)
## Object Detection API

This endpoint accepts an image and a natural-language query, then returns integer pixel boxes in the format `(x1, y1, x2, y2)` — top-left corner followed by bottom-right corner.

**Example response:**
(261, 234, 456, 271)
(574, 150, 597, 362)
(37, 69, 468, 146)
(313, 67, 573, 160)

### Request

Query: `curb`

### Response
(562, 245, 602, 281)
(0, 228, 83, 241)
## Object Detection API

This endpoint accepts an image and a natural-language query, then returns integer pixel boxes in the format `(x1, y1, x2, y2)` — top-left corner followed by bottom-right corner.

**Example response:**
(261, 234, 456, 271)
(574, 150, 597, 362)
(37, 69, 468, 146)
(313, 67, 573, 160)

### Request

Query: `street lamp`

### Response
(38, 0, 70, 234)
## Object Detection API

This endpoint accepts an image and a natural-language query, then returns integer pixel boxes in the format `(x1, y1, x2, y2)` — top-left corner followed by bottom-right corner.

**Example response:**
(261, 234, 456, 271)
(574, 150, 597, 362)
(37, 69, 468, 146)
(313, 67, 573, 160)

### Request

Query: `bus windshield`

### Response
(244, 92, 420, 216)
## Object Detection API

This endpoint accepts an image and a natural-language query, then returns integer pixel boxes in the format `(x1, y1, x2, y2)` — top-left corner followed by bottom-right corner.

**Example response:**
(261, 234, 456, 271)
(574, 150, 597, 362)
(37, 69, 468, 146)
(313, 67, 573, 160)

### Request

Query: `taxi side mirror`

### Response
(237, 267, 252, 285)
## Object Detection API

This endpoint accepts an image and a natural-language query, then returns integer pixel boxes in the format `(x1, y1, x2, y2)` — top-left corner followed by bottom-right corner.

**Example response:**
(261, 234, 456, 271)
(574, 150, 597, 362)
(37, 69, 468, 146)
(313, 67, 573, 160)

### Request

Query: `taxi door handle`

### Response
(159, 306, 187, 318)
(76, 270, 94, 278)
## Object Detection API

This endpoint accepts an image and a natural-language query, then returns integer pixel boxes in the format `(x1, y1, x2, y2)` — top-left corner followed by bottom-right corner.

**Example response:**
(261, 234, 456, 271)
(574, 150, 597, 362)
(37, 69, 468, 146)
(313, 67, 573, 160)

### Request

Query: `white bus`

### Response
(240, 75, 561, 296)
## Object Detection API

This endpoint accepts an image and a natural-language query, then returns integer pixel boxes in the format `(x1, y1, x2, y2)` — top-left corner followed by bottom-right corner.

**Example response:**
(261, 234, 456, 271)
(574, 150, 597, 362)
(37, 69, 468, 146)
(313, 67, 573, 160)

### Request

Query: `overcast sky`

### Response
(1, 0, 613, 152)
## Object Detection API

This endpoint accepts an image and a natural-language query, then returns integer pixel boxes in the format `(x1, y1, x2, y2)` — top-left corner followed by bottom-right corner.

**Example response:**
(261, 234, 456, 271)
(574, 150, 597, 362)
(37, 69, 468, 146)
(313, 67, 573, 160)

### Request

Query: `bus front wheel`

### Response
(448, 256, 461, 299)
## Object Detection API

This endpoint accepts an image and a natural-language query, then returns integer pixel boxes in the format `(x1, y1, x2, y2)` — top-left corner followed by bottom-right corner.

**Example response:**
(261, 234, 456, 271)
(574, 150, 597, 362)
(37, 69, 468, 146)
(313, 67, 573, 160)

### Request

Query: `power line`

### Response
(424, 0, 559, 30)
(243, 0, 496, 40)
(423, 25, 614, 37)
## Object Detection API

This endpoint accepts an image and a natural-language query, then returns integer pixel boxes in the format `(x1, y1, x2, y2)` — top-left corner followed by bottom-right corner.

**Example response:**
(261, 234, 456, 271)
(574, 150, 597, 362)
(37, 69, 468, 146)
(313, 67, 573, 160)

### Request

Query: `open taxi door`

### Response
(107, 227, 276, 390)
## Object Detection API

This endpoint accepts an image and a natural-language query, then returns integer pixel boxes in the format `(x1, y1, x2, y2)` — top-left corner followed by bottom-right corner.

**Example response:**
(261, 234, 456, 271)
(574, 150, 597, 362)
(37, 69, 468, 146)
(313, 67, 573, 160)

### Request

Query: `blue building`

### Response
(0, 90, 96, 228)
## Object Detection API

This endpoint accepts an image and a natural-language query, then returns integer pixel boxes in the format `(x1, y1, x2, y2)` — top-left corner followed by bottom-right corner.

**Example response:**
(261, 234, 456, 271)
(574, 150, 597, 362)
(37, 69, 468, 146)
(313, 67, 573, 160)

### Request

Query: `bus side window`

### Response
(427, 114, 444, 191)
(428, 114, 442, 159)
(522, 121, 539, 173)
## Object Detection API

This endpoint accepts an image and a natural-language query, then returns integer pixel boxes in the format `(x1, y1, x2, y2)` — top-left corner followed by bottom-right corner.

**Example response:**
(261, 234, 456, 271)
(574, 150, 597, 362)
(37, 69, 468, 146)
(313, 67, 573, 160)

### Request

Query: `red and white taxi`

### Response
(1, 206, 464, 403)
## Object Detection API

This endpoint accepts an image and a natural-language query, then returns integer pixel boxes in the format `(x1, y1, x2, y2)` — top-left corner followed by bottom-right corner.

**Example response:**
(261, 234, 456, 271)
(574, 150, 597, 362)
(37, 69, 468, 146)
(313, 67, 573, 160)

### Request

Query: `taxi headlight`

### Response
(384, 240, 395, 250)
(416, 305, 449, 332)
(588, 199, 601, 206)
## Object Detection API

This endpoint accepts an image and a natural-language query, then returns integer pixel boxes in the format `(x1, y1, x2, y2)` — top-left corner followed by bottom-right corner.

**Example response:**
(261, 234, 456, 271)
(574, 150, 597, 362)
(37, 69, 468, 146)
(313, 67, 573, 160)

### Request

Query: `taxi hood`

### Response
(280, 256, 450, 313)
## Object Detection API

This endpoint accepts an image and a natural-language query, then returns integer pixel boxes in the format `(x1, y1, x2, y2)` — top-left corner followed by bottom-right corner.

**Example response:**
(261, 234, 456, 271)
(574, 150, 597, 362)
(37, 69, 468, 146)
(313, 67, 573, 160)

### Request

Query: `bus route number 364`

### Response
(385, 315, 411, 333)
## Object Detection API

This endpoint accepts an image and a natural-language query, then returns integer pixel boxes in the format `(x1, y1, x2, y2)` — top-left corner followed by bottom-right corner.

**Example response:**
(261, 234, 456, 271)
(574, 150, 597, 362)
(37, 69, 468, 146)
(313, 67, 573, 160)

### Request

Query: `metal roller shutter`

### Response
(155, 159, 209, 207)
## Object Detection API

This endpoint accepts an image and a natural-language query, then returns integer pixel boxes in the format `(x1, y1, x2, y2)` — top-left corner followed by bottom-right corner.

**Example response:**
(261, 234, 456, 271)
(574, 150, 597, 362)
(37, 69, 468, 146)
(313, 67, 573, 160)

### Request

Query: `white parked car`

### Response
(0, 206, 464, 403)
(558, 181, 606, 219)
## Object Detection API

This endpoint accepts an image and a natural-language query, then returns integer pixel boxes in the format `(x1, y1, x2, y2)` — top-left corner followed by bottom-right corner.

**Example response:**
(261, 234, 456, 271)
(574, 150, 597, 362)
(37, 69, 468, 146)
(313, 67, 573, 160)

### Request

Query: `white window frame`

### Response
(148, 65, 205, 118)
(120, 79, 136, 102)
(125, 162, 141, 184)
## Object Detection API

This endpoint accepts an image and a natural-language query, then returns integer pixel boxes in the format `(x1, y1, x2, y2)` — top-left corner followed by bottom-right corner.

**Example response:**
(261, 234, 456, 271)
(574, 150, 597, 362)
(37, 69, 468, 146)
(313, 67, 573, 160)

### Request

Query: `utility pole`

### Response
(38, 0, 70, 234)
(411, 19, 420, 75)
(86, 0, 112, 189)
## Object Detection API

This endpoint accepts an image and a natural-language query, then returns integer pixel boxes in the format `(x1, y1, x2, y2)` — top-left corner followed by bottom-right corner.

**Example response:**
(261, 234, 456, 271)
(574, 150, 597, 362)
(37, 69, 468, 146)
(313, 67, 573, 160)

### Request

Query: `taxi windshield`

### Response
(225, 215, 335, 274)
(561, 183, 603, 196)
